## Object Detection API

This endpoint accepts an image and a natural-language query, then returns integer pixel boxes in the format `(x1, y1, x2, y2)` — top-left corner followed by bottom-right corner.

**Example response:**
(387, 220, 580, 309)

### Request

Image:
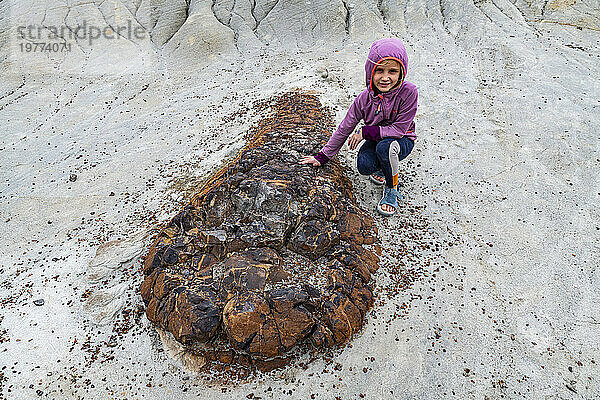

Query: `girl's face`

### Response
(373, 59, 402, 93)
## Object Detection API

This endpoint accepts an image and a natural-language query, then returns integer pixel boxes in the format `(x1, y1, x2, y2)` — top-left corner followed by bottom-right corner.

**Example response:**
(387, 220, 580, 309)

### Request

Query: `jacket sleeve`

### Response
(316, 95, 364, 164)
(361, 125, 381, 141)
(379, 86, 418, 139)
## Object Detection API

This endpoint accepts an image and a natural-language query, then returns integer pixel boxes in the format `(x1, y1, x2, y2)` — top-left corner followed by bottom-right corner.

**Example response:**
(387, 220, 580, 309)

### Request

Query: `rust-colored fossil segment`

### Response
(141, 90, 380, 373)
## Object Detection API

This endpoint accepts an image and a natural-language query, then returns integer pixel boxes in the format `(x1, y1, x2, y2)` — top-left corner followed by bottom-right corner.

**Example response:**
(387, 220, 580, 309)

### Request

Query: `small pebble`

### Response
(33, 299, 45, 306)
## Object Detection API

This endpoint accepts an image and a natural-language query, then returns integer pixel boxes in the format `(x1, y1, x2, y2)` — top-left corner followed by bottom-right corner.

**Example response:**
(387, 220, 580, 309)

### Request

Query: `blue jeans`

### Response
(357, 137, 414, 188)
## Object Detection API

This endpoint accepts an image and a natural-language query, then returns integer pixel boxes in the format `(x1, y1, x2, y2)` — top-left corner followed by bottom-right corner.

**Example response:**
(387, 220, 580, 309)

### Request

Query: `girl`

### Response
(300, 38, 418, 217)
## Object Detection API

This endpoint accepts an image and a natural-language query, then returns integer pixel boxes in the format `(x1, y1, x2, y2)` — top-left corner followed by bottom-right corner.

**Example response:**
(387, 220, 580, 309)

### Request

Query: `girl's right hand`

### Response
(348, 128, 363, 150)
(299, 155, 321, 167)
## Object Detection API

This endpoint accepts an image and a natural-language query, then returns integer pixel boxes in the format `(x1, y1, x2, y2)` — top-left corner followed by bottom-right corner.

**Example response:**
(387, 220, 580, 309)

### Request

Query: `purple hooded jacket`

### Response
(314, 38, 418, 165)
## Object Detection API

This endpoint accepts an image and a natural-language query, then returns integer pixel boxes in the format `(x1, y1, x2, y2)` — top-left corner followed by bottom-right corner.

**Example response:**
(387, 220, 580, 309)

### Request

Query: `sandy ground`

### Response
(1, 0, 599, 398)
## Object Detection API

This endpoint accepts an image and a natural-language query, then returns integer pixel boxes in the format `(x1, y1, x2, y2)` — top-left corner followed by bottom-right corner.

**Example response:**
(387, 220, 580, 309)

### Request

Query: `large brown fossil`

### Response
(141, 91, 380, 373)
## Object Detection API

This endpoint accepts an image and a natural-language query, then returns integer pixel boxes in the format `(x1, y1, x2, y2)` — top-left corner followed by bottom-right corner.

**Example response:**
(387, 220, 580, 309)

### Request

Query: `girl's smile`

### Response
(373, 59, 402, 93)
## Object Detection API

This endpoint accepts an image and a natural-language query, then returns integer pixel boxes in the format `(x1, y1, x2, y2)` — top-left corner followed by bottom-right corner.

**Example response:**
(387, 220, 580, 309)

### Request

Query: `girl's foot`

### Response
(377, 186, 402, 216)
(369, 170, 385, 185)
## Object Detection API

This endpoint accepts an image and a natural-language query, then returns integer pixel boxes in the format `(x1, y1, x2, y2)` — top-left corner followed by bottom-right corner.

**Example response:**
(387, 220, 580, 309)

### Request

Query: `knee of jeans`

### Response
(375, 141, 391, 161)
(357, 154, 377, 175)
(356, 158, 371, 175)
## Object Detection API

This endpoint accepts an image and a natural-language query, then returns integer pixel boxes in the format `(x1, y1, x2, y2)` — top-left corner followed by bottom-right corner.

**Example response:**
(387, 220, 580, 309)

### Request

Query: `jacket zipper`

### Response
(376, 94, 384, 116)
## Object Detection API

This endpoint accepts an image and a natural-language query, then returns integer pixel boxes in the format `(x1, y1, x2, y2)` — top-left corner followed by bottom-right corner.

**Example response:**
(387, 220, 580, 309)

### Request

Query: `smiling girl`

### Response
(299, 38, 418, 216)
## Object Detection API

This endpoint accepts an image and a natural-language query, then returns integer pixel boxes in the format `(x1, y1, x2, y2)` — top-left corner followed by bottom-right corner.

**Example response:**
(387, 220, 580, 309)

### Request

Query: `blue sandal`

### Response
(369, 170, 385, 185)
(377, 186, 402, 216)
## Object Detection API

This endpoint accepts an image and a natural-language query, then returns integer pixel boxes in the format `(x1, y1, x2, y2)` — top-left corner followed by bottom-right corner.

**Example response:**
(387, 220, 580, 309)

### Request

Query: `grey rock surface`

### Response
(1, 0, 598, 398)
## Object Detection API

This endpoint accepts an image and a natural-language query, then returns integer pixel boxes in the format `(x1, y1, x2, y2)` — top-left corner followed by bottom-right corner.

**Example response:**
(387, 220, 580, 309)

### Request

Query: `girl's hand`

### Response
(299, 155, 321, 166)
(348, 128, 363, 150)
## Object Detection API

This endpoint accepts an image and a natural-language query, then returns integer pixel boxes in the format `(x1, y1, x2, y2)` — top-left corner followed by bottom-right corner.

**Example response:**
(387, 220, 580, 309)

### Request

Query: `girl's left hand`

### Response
(348, 128, 363, 150)
(299, 155, 321, 166)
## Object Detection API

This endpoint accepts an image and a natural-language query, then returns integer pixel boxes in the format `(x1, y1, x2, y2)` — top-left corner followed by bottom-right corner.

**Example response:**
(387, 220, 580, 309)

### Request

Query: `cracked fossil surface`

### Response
(141, 91, 380, 370)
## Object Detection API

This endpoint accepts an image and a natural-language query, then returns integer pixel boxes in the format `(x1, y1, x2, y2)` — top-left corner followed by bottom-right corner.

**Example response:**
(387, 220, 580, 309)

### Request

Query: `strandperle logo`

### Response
(16, 20, 146, 52)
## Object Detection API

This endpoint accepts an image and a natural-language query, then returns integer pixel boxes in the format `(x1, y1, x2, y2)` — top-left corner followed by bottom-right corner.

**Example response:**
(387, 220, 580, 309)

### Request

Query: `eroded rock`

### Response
(141, 91, 380, 372)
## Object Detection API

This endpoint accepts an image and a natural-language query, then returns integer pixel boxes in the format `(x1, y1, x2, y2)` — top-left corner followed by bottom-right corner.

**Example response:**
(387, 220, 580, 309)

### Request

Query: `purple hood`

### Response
(365, 38, 408, 94)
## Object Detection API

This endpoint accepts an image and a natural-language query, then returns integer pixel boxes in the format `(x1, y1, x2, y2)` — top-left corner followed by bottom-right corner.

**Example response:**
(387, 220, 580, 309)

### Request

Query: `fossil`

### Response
(141, 90, 380, 374)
